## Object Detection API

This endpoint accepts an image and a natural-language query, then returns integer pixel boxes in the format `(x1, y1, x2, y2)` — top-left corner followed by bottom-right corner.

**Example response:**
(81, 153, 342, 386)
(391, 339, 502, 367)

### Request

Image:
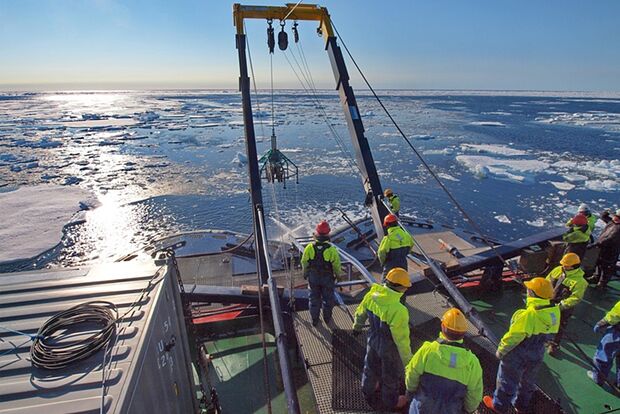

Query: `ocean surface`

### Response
(1, 89, 619, 270)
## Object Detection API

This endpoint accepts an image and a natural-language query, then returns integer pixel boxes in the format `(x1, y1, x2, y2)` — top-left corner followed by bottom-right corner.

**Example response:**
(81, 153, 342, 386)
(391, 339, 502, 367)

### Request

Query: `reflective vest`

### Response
(378, 226, 414, 270)
(497, 297, 561, 357)
(405, 333, 483, 414)
(301, 241, 341, 279)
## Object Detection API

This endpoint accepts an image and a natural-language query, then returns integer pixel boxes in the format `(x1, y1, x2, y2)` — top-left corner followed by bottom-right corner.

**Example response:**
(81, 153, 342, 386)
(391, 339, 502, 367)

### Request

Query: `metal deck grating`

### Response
(295, 304, 382, 414)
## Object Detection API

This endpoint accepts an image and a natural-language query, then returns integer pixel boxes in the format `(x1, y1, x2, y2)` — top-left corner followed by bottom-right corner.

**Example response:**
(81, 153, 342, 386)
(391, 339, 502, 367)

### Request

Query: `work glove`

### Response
(594, 319, 609, 334)
(495, 350, 503, 360)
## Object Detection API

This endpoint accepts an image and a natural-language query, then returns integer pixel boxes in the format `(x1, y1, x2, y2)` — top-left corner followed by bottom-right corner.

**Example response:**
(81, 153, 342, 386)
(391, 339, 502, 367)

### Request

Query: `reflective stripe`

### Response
(449, 352, 457, 368)
(550, 313, 557, 326)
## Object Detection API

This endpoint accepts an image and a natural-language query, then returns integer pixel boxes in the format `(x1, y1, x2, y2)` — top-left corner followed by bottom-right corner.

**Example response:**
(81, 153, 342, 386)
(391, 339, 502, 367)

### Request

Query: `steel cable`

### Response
(330, 20, 516, 274)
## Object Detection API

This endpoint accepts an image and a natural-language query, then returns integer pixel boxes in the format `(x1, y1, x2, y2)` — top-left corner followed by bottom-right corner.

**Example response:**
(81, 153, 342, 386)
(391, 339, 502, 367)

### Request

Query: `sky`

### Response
(1, 0, 619, 91)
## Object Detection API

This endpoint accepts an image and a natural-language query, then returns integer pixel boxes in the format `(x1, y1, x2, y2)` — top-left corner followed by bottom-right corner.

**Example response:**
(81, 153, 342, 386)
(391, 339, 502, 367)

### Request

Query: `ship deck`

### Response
(465, 278, 620, 414)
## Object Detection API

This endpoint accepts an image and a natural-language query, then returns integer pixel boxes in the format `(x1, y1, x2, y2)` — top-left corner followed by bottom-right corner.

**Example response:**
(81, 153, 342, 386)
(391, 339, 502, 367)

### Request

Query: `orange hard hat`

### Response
(571, 214, 587, 226)
(383, 214, 398, 227)
(315, 220, 330, 236)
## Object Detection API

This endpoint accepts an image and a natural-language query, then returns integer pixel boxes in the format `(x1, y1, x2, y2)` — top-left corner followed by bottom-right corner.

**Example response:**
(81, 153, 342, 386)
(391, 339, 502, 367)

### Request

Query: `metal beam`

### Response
(236, 33, 269, 281)
(325, 36, 388, 238)
(233, 3, 334, 40)
(185, 285, 309, 308)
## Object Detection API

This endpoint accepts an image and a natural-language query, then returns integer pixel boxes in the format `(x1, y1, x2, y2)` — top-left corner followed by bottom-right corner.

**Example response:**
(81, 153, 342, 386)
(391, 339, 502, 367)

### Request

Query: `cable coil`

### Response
(30, 301, 117, 370)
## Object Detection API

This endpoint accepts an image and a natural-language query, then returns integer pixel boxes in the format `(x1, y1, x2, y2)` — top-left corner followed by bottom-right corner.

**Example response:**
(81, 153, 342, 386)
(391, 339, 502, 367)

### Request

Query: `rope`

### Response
(281, 48, 360, 177)
(282, 0, 304, 22)
(330, 20, 515, 274)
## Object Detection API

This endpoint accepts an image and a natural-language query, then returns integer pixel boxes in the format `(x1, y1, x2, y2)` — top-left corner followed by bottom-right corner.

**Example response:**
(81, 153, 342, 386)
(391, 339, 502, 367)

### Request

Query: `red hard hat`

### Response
(315, 220, 330, 235)
(572, 214, 587, 226)
(383, 214, 398, 227)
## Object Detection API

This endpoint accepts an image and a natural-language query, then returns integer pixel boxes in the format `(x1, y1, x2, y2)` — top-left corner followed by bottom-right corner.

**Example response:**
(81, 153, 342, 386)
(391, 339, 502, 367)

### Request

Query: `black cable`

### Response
(30, 301, 117, 370)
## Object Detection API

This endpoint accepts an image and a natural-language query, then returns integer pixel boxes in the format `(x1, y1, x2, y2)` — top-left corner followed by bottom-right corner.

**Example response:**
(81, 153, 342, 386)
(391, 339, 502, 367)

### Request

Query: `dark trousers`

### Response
(551, 308, 574, 346)
(493, 351, 543, 412)
(361, 345, 403, 410)
(595, 248, 619, 286)
(308, 274, 335, 323)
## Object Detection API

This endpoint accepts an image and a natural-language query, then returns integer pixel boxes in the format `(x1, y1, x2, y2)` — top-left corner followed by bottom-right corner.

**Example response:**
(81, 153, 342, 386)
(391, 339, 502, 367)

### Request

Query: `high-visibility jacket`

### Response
(603, 300, 620, 326)
(545, 266, 587, 309)
(562, 224, 590, 244)
(378, 226, 414, 270)
(388, 194, 401, 214)
(586, 213, 597, 236)
(497, 297, 561, 356)
(301, 241, 341, 279)
(353, 283, 412, 366)
(405, 333, 483, 414)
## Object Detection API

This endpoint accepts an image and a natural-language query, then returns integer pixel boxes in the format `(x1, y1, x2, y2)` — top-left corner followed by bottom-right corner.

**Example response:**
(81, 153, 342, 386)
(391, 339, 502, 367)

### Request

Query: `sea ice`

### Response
(456, 155, 548, 182)
(460, 143, 527, 156)
(526, 218, 546, 227)
(547, 181, 576, 191)
(231, 152, 248, 166)
(585, 179, 620, 192)
(0, 185, 93, 264)
(469, 121, 506, 127)
(494, 215, 512, 224)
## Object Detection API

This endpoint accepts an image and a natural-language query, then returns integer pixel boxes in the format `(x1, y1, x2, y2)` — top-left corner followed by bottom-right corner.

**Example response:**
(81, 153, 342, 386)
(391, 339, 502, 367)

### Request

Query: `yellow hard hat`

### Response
(441, 308, 468, 333)
(384, 188, 393, 197)
(385, 267, 411, 288)
(560, 252, 580, 268)
(523, 277, 553, 299)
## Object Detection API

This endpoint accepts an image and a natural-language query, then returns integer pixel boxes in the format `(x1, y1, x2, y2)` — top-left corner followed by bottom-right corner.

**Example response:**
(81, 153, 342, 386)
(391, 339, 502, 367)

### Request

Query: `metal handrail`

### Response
(256, 206, 301, 414)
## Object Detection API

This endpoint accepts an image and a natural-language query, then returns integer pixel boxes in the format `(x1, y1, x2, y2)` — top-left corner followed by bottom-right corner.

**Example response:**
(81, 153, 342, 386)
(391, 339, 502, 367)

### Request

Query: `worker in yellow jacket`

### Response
(588, 300, 620, 387)
(384, 188, 401, 216)
(545, 253, 587, 355)
(353, 268, 412, 411)
(483, 278, 560, 413)
(301, 220, 341, 326)
(378, 213, 414, 279)
(405, 308, 483, 414)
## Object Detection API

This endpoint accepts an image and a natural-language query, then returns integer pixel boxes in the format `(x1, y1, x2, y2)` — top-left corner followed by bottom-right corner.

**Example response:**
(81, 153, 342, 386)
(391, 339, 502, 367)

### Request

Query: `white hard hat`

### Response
(616, 208, 620, 216)
(578, 203, 589, 213)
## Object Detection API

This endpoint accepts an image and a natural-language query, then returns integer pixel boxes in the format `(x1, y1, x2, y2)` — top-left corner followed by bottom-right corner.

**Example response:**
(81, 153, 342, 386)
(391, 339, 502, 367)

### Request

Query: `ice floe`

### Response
(469, 121, 506, 127)
(231, 152, 248, 166)
(494, 215, 512, 224)
(547, 181, 576, 191)
(0, 185, 93, 264)
(460, 143, 527, 156)
(456, 155, 548, 182)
